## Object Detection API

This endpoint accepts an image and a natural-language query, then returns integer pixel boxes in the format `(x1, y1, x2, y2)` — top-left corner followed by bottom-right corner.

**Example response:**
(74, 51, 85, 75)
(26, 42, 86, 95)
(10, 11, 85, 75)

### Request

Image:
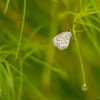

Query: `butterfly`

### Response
(52, 30, 72, 50)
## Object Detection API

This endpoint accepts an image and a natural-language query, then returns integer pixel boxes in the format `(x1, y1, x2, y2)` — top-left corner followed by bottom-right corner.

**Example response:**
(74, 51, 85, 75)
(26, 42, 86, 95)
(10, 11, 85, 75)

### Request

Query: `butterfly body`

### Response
(52, 31, 71, 50)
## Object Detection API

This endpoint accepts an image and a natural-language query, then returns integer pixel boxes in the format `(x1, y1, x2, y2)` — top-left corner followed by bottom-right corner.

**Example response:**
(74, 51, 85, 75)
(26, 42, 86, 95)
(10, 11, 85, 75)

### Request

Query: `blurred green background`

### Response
(0, 0, 100, 100)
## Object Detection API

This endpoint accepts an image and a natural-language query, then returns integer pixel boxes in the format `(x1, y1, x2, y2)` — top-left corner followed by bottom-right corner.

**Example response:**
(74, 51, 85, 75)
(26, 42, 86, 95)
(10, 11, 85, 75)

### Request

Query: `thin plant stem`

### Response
(15, 0, 26, 60)
(72, 16, 86, 85)
(4, 0, 10, 14)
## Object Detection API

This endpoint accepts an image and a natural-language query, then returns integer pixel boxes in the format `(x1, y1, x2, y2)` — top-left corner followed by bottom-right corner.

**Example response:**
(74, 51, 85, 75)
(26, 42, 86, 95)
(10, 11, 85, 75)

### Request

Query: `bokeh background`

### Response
(0, 0, 100, 100)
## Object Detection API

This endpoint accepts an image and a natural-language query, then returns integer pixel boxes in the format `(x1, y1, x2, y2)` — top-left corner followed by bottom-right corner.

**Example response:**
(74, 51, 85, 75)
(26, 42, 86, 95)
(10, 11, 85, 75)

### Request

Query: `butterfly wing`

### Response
(52, 31, 71, 50)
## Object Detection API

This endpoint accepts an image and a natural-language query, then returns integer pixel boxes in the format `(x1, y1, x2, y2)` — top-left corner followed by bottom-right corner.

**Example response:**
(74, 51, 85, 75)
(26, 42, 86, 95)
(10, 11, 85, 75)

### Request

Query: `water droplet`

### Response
(82, 84, 87, 91)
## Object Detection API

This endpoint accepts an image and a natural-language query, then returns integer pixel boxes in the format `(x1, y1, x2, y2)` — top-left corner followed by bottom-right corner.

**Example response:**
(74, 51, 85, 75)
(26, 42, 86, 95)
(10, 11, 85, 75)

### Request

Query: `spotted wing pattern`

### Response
(52, 31, 71, 50)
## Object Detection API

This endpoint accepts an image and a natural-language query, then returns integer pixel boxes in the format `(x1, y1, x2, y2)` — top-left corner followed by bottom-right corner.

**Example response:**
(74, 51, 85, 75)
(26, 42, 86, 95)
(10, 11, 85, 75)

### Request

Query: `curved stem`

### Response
(72, 16, 86, 85)
(15, 0, 26, 60)
(4, 0, 10, 14)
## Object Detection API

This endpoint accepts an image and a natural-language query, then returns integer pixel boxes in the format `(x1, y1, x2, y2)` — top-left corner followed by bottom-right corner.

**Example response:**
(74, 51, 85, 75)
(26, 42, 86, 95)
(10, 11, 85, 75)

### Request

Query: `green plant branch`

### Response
(30, 56, 60, 73)
(15, 0, 26, 60)
(4, 0, 10, 14)
(72, 15, 86, 85)
(77, 19, 100, 32)
(15, 0, 26, 99)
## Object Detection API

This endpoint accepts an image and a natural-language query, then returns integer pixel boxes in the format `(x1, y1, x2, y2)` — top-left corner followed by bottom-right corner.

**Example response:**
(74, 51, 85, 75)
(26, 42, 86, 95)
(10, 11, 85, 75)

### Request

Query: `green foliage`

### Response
(0, 0, 100, 100)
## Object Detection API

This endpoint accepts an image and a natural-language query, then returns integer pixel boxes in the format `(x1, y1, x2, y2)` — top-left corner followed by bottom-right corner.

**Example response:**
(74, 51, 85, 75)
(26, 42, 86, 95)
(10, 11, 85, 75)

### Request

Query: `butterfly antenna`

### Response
(68, 29, 72, 32)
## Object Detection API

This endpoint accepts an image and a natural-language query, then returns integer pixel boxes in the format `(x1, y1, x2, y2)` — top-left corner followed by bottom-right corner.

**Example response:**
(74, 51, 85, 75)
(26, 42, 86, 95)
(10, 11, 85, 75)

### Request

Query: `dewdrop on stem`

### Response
(82, 84, 87, 91)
